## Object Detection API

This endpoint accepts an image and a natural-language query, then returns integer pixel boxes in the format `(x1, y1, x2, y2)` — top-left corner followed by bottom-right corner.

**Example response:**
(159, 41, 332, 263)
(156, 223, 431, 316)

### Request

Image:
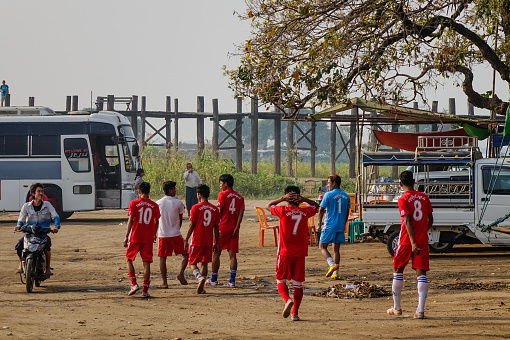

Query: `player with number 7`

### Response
(265, 186, 319, 321)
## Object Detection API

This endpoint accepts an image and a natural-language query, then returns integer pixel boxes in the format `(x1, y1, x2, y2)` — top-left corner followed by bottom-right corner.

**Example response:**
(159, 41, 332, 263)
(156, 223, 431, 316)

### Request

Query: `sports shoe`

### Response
(226, 282, 235, 287)
(128, 285, 140, 296)
(282, 299, 294, 318)
(177, 273, 188, 285)
(414, 312, 425, 319)
(291, 315, 300, 321)
(205, 278, 218, 286)
(325, 264, 339, 277)
(331, 273, 340, 280)
(197, 277, 206, 294)
(387, 307, 402, 316)
(141, 292, 150, 298)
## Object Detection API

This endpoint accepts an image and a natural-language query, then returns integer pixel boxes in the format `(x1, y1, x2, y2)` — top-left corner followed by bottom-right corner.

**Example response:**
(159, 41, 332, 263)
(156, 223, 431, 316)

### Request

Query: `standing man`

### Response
(206, 174, 245, 287)
(123, 182, 161, 298)
(265, 186, 319, 321)
(183, 163, 202, 217)
(387, 170, 433, 319)
(156, 181, 188, 288)
(0, 80, 9, 106)
(317, 174, 351, 280)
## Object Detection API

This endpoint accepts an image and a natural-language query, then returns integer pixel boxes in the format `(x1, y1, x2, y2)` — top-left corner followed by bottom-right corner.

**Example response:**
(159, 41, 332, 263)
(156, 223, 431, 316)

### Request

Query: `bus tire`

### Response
(44, 186, 64, 218)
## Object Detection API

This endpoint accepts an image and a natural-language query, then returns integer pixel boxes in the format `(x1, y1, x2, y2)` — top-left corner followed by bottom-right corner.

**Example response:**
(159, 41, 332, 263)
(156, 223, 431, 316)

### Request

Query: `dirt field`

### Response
(1, 200, 509, 339)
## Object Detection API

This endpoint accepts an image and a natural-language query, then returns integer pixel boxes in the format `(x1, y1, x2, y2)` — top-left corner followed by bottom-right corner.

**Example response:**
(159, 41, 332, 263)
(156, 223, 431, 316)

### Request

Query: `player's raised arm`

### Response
(298, 195, 319, 209)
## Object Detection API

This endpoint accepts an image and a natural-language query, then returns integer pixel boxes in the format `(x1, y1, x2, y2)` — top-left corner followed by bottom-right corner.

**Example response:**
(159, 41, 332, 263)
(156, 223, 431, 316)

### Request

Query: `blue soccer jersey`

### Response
(320, 189, 351, 232)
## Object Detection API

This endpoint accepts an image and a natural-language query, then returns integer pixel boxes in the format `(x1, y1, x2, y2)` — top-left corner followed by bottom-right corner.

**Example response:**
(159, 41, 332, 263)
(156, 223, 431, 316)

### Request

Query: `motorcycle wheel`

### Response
(25, 258, 35, 293)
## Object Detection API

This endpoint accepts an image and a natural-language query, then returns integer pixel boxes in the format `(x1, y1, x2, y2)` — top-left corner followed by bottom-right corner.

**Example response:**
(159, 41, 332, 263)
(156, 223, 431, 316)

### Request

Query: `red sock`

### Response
(143, 280, 150, 293)
(277, 282, 291, 302)
(292, 284, 303, 315)
(128, 272, 137, 286)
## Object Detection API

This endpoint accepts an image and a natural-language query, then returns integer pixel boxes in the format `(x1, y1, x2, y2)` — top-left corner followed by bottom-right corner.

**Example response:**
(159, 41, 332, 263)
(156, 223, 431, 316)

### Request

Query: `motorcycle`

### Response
(17, 225, 52, 293)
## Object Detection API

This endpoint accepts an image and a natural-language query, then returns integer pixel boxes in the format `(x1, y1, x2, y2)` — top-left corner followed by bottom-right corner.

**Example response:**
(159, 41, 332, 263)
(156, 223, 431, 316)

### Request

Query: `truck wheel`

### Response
(429, 242, 454, 253)
(387, 230, 400, 257)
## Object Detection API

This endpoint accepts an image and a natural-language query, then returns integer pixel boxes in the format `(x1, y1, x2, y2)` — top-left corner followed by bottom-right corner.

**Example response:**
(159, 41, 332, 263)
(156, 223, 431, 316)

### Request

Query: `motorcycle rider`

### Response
(14, 183, 60, 277)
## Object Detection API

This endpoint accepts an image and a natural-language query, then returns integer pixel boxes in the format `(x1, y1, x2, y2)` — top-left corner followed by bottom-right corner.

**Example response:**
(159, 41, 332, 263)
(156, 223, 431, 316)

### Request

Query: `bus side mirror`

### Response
(132, 144, 139, 157)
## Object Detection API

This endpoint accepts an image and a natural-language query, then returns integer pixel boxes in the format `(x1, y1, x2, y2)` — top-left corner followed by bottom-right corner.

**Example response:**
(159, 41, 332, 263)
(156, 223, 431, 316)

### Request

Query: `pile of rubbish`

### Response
(312, 281, 391, 299)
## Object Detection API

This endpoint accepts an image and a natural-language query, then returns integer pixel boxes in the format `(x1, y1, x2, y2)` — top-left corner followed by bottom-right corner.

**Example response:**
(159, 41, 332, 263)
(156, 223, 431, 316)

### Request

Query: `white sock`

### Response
(193, 269, 202, 280)
(417, 275, 428, 313)
(333, 269, 339, 275)
(326, 257, 335, 266)
(392, 273, 404, 310)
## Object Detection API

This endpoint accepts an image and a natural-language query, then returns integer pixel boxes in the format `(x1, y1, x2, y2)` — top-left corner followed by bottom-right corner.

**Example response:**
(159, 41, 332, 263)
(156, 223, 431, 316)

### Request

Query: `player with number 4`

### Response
(124, 182, 161, 298)
(317, 174, 351, 280)
(206, 174, 245, 287)
(265, 186, 319, 321)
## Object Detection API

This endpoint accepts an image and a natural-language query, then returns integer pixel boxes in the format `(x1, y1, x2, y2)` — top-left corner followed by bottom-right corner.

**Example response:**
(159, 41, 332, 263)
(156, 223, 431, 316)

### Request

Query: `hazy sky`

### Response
(3, 1, 506, 142)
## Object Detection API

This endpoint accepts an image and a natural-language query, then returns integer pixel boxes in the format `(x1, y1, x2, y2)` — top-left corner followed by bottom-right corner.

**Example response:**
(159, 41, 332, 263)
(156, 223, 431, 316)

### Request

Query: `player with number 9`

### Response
(124, 182, 161, 298)
(265, 186, 319, 321)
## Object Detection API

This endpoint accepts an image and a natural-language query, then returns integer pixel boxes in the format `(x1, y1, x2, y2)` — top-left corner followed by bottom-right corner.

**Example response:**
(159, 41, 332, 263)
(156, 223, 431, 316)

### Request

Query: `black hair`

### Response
(139, 182, 151, 194)
(196, 184, 210, 198)
(399, 170, 415, 186)
(329, 174, 341, 187)
(284, 185, 301, 195)
(162, 181, 176, 195)
(30, 183, 44, 195)
(219, 174, 234, 187)
(135, 168, 145, 179)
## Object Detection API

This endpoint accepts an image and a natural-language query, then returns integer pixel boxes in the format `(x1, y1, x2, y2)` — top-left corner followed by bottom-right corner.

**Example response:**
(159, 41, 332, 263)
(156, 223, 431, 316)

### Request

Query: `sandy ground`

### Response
(0, 199, 509, 340)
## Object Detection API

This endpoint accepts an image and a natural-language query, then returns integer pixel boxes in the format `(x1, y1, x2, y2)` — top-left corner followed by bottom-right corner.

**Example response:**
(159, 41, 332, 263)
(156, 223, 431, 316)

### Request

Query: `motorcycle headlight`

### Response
(28, 243, 38, 252)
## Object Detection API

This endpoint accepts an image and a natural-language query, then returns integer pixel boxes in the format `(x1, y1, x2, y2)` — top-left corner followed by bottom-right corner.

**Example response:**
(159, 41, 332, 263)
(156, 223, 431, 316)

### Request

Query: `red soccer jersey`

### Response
(271, 205, 317, 257)
(128, 198, 161, 244)
(190, 201, 220, 246)
(398, 190, 433, 245)
(217, 189, 245, 231)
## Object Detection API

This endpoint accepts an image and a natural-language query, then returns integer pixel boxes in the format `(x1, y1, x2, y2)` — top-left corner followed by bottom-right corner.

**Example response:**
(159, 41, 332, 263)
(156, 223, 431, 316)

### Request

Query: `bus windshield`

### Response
(118, 125, 137, 172)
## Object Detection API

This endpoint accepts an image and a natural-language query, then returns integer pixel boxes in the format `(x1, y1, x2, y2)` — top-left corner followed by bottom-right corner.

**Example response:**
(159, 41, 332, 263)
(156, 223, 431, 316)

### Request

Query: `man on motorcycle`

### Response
(14, 183, 60, 277)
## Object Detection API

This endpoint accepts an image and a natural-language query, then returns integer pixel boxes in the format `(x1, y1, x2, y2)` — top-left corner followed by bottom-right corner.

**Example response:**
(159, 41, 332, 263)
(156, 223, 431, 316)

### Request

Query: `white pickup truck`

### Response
(361, 136, 510, 256)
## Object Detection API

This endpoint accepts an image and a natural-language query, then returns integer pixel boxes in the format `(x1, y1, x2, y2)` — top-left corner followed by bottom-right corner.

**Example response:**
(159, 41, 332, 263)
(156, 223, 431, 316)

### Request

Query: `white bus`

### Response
(0, 107, 140, 219)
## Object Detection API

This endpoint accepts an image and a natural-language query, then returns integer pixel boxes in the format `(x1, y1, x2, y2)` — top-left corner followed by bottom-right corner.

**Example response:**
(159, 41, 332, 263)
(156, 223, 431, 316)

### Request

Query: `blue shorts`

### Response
(319, 228, 345, 244)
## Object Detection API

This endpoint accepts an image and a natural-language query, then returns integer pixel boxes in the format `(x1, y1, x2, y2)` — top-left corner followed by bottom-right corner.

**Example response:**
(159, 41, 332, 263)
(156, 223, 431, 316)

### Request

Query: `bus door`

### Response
(62, 136, 95, 212)
(90, 135, 121, 208)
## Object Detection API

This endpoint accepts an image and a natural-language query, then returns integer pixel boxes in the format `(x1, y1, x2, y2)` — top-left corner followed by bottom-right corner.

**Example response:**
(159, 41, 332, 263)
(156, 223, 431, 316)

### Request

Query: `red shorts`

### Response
(275, 255, 306, 282)
(158, 236, 187, 257)
(217, 228, 239, 253)
(189, 245, 212, 265)
(126, 242, 153, 263)
(393, 243, 429, 271)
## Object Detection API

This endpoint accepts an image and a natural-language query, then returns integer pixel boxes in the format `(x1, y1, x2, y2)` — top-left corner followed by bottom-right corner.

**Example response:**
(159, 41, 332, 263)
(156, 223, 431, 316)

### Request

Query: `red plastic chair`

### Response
(255, 207, 279, 247)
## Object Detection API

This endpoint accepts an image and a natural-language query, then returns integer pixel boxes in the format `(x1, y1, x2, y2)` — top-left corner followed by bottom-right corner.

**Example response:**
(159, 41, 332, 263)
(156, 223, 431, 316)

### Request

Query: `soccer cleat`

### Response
(291, 315, 300, 321)
(141, 292, 150, 298)
(325, 264, 339, 277)
(414, 312, 425, 319)
(128, 285, 140, 296)
(331, 273, 340, 280)
(226, 282, 235, 287)
(282, 299, 294, 318)
(177, 273, 188, 285)
(197, 277, 206, 294)
(387, 308, 402, 316)
(205, 278, 218, 286)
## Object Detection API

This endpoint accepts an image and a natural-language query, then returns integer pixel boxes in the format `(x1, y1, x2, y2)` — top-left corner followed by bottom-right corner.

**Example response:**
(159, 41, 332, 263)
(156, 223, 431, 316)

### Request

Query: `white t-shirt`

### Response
(156, 195, 185, 238)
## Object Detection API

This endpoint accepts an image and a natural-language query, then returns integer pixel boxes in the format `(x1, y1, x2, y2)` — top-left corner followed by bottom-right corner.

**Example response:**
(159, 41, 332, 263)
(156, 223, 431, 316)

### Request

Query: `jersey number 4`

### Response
(229, 199, 236, 214)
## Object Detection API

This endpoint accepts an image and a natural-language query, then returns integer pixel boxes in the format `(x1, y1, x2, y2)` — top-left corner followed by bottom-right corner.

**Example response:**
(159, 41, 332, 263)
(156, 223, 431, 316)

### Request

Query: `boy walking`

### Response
(265, 186, 319, 321)
(123, 182, 161, 298)
(207, 174, 245, 287)
(388, 170, 433, 319)
(184, 184, 220, 294)
(156, 181, 188, 288)
(317, 174, 351, 279)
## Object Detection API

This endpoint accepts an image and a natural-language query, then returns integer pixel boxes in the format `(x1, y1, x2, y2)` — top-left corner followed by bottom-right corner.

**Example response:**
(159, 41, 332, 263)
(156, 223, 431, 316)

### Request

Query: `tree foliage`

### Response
(225, 0, 510, 118)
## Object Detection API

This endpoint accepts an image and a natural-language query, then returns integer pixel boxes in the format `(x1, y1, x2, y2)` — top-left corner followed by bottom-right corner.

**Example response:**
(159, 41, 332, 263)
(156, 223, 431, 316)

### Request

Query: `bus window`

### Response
(64, 138, 91, 172)
(32, 136, 60, 156)
(105, 145, 119, 167)
(0, 135, 28, 156)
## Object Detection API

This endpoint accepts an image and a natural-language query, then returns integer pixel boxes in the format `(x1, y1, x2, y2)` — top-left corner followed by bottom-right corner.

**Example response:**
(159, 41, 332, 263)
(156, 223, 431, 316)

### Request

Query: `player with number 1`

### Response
(124, 182, 161, 298)
(265, 186, 319, 321)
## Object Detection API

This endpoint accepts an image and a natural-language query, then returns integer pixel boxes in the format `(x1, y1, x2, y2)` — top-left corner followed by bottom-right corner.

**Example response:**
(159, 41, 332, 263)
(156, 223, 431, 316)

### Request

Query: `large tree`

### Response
(225, 0, 510, 118)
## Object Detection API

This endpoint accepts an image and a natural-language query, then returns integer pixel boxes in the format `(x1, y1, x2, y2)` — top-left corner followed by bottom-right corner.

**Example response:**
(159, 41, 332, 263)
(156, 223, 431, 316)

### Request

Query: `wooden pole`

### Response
(212, 98, 219, 158)
(413, 102, 419, 133)
(287, 120, 294, 177)
(349, 107, 357, 179)
(251, 98, 259, 174)
(165, 96, 172, 149)
(449, 98, 456, 115)
(310, 109, 316, 178)
(107, 95, 115, 111)
(468, 101, 474, 115)
(236, 97, 243, 171)
(274, 108, 282, 175)
(131, 95, 138, 141)
(5, 94, 10, 107)
(66, 96, 72, 112)
(141, 96, 146, 146)
(391, 123, 399, 178)
(432, 101, 438, 132)
(72, 95, 78, 111)
(28, 97, 35, 106)
(197, 96, 205, 155)
(97, 96, 104, 111)
(330, 120, 336, 175)
(174, 98, 179, 150)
